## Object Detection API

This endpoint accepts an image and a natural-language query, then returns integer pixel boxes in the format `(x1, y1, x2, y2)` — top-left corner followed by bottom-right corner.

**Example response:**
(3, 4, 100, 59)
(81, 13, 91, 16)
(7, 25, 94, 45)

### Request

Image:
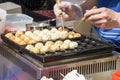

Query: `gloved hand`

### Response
(54, 1, 83, 21)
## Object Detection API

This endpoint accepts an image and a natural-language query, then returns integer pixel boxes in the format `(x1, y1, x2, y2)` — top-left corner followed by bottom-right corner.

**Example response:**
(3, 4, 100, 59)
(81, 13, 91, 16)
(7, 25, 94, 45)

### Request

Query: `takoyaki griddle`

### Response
(1, 27, 114, 63)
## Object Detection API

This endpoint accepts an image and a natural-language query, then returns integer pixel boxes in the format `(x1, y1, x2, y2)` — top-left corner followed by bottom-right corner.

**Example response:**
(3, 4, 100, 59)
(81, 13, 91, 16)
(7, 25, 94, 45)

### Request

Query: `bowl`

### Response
(26, 22, 50, 31)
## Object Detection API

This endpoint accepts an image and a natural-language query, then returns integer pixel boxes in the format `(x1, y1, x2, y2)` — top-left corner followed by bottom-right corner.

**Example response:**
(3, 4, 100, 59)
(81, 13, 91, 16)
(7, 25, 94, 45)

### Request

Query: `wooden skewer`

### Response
(56, 0, 61, 4)
(81, 6, 97, 22)
(56, 0, 65, 30)
(56, 0, 62, 15)
(60, 73, 65, 78)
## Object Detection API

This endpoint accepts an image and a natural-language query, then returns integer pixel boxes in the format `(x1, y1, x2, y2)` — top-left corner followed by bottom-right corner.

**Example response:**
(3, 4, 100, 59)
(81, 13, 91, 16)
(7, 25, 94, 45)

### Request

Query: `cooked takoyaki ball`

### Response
(35, 42, 44, 50)
(25, 44, 34, 50)
(69, 31, 81, 38)
(33, 30, 41, 36)
(23, 36, 31, 43)
(15, 31, 24, 37)
(25, 31, 33, 36)
(32, 35, 42, 41)
(51, 32, 60, 40)
(50, 28, 58, 33)
(58, 27, 69, 32)
(19, 34, 26, 40)
(60, 31, 69, 39)
(64, 39, 71, 45)
(42, 29, 50, 33)
(19, 41, 26, 45)
(74, 33, 81, 37)
(14, 37, 22, 44)
(5, 33, 15, 40)
(69, 41, 78, 49)
(52, 41, 63, 51)
(54, 40, 63, 46)
(29, 33, 35, 38)
(29, 33, 40, 41)
(60, 43, 69, 50)
(25, 44, 39, 54)
(29, 33, 42, 41)
(32, 48, 39, 54)
(45, 41, 54, 47)
(37, 30, 46, 37)
(68, 35, 73, 39)
(58, 27, 63, 31)
(42, 35, 51, 41)
(28, 39, 37, 44)
(23, 36, 36, 44)
(5, 33, 14, 38)
(20, 34, 37, 44)
(50, 44, 60, 52)
(68, 31, 75, 38)
(40, 46, 50, 53)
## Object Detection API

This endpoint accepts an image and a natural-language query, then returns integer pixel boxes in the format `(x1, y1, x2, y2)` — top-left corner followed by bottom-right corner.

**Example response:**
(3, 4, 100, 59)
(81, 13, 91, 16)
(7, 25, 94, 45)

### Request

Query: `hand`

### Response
(54, 1, 83, 21)
(84, 7, 120, 29)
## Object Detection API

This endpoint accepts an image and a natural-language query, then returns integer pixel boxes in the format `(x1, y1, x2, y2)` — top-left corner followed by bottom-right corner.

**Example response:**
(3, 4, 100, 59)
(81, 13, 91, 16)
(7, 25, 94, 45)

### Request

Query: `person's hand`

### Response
(84, 7, 120, 29)
(54, 1, 83, 21)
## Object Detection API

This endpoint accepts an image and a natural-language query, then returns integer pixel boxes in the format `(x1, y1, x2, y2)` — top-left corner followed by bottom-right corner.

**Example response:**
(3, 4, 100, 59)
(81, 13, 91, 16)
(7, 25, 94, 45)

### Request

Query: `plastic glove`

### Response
(54, 1, 83, 21)
(41, 76, 54, 80)
(62, 70, 85, 80)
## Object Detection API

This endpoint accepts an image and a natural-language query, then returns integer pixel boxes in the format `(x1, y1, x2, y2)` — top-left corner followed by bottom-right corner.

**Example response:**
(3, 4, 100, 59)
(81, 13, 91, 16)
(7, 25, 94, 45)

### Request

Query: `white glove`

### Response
(54, 1, 83, 21)
(41, 76, 54, 80)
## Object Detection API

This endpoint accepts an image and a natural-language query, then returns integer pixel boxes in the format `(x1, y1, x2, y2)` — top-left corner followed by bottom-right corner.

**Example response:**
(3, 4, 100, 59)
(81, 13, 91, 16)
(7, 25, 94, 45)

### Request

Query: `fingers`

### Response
(95, 24, 107, 29)
(81, 6, 97, 21)
(84, 7, 108, 19)
(54, 1, 83, 21)
(89, 16, 109, 29)
(83, 7, 112, 29)
(54, 1, 70, 16)
(92, 19, 111, 29)
(87, 12, 109, 21)
(93, 19, 107, 25)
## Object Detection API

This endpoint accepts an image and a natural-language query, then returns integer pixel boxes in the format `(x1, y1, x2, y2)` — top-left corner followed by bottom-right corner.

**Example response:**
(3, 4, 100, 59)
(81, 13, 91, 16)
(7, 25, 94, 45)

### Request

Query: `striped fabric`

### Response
(96, 0, 120, 48)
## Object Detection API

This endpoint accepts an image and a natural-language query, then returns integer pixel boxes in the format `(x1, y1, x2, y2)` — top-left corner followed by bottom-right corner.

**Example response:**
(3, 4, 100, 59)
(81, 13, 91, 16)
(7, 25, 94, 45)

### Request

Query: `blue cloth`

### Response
(95, 0, 120, 48)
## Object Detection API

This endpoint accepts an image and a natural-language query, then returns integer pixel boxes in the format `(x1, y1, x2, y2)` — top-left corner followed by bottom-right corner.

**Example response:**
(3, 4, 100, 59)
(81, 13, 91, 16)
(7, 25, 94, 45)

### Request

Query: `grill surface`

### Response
(0, 42, 120, 80)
